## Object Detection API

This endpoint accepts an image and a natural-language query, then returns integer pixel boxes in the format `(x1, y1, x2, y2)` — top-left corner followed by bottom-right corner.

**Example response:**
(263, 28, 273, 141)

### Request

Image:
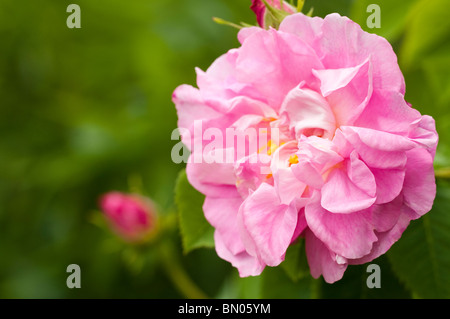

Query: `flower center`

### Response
(288, 154, 299, 166)
(258, 139, 279, 156)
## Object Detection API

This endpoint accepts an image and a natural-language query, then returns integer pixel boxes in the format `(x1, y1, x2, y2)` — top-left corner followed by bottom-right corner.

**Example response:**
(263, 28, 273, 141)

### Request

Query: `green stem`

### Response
(310, 277, 321, 299)
(159, 241, 209, 299)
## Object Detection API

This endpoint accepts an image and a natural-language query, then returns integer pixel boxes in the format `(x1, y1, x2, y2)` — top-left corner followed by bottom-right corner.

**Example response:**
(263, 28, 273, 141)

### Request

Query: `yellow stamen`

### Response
(258, 139, 279, 156)
(267, 140, 278, 156)
(288, 154, 299, 166)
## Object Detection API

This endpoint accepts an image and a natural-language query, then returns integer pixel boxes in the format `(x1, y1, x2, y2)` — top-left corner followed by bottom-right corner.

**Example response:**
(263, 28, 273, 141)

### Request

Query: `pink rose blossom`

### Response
(99, 192, 157, 242)
(172, 13, 438, 283)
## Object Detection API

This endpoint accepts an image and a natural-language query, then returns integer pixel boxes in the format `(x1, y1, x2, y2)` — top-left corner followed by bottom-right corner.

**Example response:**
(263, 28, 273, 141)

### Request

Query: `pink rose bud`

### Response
(251, 0, 297, 28)
(99, 192, 157, 242)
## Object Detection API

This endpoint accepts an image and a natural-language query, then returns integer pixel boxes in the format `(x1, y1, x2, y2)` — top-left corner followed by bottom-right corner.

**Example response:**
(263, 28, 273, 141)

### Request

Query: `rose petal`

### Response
(306, 197, 378, 259)
(313, 58, 373, 126)
(214, 231, 265, 277)
(321, 156, 376, 214)
(203, 195, 244, 255)
(238, 183, 299, 266)
(280, 85, 336, 139)
(305, 229, 348, 283)
(403, 148, 436, 218)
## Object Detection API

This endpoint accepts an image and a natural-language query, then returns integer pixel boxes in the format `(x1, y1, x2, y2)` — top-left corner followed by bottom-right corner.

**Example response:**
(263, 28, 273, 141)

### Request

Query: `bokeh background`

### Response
(0, 0, 449, 298)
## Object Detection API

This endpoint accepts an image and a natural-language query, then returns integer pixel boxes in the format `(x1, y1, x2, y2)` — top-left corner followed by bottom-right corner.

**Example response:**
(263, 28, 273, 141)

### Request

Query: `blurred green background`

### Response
(0, 0, 449, 298)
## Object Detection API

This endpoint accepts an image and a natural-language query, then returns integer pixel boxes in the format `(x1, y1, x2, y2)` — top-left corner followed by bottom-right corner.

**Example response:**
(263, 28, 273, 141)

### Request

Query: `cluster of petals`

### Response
(172, 13, 438, 282)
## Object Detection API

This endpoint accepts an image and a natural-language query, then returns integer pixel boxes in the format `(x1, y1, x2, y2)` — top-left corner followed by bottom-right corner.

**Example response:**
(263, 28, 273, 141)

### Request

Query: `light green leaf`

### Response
(174, 169, 214, 254)
(387, 183, 450, 298)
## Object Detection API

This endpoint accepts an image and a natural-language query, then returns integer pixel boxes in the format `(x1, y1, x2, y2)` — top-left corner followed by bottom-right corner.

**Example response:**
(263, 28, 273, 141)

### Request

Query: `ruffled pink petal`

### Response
(280, 84, 336, 139)
(273, 167, 307, 205)
(238, 183, 299, 266)
(355, 90, 421, 134)
(403, 148, 436, 218)
(408, 115, 438, 157)
(337, 126, 415, 169)
(238, 27, 261, 44)
(236, 28, 323, 109)
(281, 13, 405, 93)
(234, 153, 271, 199)
(349, 207, 411, 265)
(341, 126, 416, 152)
(172, 84, 222, 147)
(185, 157, 238, 198)
(371, 167, 405, 204)
(346, 151, 377, 197)
(318, 13, 405, 94)
(214, 231, 265, 277)
(203, 195, 245, 255)
(279, 13, 324, 49)
(297, 136, 344, 173)
(270, 141, 307, 204)
(321, 155, 376, 214)
(196, 49, 243, 105)
(306, 197, 378, 259)
(370, 195, 404, 232)
(292, 208, 308, 242)
(291, 159, 324, 190)
(313, 57, 373, 126)
(305, 229, 348, 283)
(313, 59, 370, 97)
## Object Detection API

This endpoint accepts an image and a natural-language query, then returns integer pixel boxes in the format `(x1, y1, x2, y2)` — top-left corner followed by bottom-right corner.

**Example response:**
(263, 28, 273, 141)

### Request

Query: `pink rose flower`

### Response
(172, 13, 438, 283)
(251, 0, 296, 28)
(99, 192, 157, 242)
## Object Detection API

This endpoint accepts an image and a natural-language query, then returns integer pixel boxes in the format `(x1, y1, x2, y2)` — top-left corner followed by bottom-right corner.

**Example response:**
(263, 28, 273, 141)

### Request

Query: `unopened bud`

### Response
(251, 0, 297, 29)
(99, 192, 157, 243)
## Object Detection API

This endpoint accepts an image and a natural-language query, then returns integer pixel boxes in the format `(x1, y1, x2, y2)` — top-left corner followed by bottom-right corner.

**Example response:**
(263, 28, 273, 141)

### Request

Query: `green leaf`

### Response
(261, 266, 317, 299)
(280, 238, 310, 282)
(174, 169, 214, 254)
(387, 183, 450, 298)
(216, 273, 263, 299)
(297, 0, 305, 12)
